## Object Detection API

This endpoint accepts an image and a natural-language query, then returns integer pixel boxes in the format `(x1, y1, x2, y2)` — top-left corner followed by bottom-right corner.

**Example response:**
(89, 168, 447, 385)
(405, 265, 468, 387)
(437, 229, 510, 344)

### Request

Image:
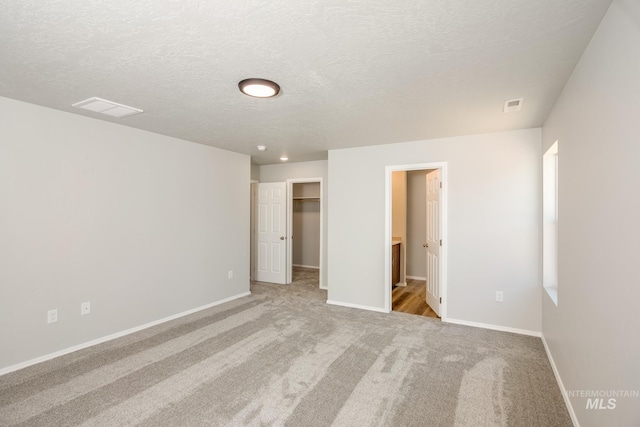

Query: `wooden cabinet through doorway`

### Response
(392, 243, 400, 286)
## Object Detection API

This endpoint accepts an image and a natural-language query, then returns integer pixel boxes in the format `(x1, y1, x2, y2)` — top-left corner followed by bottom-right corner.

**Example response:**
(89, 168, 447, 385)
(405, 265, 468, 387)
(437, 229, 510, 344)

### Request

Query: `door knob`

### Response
(423, 243, 429, 248)
(280, 236, 285, 240)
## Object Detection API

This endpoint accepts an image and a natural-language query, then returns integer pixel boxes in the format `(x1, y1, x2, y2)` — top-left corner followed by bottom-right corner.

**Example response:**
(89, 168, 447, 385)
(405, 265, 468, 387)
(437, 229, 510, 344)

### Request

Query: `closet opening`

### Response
(288, 179, 323, 290)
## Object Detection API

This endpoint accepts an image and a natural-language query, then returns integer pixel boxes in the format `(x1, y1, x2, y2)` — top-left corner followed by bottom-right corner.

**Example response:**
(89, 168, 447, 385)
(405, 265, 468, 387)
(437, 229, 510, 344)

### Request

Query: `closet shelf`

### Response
(293, 196, 320, 201)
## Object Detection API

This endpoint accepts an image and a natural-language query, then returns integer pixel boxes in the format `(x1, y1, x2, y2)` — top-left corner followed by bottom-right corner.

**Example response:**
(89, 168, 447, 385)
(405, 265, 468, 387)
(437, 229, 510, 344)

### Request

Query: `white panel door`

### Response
(256, 182, 287, 284)
(425, 170, 441, 316)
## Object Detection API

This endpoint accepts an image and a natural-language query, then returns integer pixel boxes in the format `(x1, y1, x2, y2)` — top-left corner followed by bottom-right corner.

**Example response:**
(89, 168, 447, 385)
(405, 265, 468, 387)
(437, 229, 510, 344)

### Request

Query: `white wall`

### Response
(0, 96, 250, 371)
(328, 129, 541, 332)
(259, 160, 328, 288)
(251, 164, 260, 181)
(542, 1, 640, 425)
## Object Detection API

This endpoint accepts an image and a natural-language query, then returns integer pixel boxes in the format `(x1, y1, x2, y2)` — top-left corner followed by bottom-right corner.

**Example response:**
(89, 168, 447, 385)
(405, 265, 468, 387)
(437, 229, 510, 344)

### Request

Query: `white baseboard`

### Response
(394, 282, 407, 287)
(444, 317, 541, 337)
(292, 264, 320, 269)
(326, 300, 389, 313)
(0, 291, 251, 377)
(542, 334, 579, 427)
(406, 275, 426, 281)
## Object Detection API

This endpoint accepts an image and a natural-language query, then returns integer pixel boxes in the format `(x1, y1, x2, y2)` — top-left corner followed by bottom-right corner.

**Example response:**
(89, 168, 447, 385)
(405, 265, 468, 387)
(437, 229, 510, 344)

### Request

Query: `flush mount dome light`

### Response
(239, 78, 280, 98)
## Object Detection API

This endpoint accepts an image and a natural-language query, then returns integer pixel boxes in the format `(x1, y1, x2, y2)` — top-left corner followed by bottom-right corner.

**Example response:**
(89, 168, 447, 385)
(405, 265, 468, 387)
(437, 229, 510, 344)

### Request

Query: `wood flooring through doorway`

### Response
(392, 278, 439, 318)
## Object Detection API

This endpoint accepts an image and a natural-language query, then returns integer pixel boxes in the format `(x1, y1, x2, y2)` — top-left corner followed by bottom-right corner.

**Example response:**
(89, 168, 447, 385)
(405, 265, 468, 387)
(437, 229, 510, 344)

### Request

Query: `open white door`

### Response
(256, 182, 287, 284)
(425, 170, 442, 316)
(250, 182, 257, 281)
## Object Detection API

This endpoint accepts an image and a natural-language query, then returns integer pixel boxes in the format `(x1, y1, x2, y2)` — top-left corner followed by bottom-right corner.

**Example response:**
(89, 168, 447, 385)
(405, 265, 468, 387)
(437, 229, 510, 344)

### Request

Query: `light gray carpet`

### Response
(0, 269, 571, 426)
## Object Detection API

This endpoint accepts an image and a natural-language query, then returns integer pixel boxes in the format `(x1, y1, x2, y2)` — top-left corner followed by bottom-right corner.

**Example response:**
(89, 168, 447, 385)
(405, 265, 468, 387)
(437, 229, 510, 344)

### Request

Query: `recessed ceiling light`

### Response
(72, 97, 143, 118)
(280, 156, 288, 161)
(239, 79, 280, 98)
(257, 145, 267, 151)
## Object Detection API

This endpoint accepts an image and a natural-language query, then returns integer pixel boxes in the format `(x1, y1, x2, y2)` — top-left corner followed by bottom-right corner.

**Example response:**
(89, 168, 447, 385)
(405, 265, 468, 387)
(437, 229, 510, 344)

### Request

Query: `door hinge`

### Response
(439, 182, 442, 189)
(439, 239, 442, 246)
(440, 297, 442, 304)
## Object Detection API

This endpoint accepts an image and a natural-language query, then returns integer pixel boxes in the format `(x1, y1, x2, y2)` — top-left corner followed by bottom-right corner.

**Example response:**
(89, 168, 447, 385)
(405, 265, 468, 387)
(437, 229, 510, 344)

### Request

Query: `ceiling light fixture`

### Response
(239, 78, 280, 98)
(257, 145, 267, 151)
(280, 156, 288, 161)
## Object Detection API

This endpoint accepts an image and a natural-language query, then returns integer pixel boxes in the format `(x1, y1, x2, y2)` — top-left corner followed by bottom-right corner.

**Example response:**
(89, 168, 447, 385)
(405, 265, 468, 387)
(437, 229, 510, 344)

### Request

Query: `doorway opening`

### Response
(385, 163, 447, 320)
(250, 178, 324, 291)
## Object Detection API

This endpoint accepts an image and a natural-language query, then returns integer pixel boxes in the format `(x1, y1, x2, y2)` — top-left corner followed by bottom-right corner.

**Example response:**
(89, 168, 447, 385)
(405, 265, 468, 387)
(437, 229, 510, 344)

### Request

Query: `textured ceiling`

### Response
(0, 0, 612, 164)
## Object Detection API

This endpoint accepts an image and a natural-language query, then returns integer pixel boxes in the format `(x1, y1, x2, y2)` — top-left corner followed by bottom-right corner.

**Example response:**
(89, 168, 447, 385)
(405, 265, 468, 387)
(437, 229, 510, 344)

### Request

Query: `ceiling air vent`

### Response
(503, 98, 523, 113)
(72, 97, 143, 118)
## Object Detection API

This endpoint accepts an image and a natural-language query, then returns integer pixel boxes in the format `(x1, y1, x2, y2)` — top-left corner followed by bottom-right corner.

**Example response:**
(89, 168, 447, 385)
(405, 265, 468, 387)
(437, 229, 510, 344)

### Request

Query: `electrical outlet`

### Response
(81, 301, 91, 315)
(47, 309, 58, 324)
(228, 270, 233, 279)
(496, 291, 504, 302)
